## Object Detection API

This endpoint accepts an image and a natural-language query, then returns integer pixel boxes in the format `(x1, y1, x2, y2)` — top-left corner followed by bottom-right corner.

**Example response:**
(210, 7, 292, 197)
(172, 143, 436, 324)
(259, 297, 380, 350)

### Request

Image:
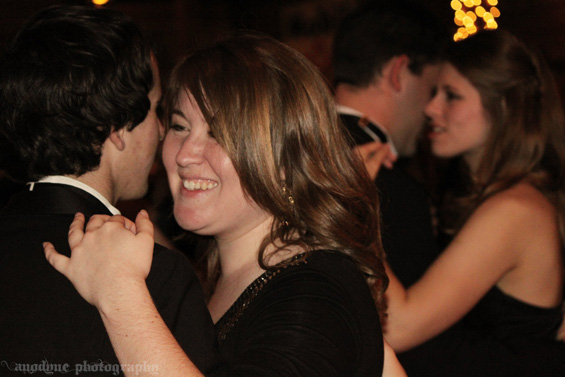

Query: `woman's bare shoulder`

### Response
(478, 182, 556, 221)
(460, 182, 557, 254)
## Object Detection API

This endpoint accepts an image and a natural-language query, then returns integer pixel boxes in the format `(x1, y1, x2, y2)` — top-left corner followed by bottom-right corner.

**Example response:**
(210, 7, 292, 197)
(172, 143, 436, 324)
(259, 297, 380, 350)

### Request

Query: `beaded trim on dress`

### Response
(215, 253, 308, 342)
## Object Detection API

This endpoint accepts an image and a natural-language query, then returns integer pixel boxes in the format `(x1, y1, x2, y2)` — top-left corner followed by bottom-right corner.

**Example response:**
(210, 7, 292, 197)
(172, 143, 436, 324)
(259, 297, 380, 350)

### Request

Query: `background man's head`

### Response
(333, 0, 448, 156)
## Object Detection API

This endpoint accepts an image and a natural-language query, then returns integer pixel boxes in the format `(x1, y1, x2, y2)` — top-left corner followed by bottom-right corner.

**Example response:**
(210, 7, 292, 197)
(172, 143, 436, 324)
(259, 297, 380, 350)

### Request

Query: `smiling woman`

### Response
(43, 32, 400, 376)
(162, 88, 268, 242)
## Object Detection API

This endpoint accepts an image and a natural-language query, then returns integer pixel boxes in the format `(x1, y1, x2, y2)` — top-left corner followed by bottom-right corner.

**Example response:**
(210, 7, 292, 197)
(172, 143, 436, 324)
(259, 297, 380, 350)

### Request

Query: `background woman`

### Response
(44, 33, 400, 376)
(384, 30, 565, 376)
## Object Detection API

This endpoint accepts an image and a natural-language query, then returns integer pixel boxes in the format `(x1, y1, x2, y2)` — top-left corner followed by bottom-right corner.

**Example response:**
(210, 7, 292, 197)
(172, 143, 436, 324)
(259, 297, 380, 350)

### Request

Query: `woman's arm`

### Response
(384, 186, 553, 351)
(383, 339, 407, 377)
(95, 280, 201, 377)
(557, 311, 565, 342)
(44, 211, 203, 377)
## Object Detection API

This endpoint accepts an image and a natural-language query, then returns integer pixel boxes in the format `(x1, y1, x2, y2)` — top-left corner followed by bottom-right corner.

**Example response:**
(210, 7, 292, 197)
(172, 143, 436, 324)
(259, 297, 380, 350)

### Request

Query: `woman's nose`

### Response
(175, 133, 206, 167)
(424, 96, 439, 119)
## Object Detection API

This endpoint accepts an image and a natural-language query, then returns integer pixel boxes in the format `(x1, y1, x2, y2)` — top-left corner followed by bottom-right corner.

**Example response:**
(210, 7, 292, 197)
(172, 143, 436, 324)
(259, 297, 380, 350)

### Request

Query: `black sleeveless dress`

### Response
(399, 286, 565, 376)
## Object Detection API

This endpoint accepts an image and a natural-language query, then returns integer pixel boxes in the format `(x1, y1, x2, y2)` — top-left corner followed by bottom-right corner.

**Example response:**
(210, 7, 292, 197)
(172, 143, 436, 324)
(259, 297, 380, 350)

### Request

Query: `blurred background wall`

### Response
(2, 0, 565, 93)
(2, 0, 564, 241)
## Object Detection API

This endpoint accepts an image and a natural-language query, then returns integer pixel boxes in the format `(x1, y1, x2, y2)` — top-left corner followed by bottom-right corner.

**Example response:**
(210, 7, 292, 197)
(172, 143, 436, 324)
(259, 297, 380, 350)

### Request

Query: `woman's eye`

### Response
(446, 90, 461, 101)
(170, 123, 188, 132)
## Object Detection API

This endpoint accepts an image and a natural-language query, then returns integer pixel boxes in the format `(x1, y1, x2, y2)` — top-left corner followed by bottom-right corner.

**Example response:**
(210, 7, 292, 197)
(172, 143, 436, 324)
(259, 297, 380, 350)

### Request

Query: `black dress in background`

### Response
(399, 286, 565, 376)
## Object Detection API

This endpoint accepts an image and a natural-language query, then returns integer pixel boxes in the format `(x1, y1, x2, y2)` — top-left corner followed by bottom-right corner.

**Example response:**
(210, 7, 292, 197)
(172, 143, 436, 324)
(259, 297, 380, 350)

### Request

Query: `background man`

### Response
(333, 0, 449, 286)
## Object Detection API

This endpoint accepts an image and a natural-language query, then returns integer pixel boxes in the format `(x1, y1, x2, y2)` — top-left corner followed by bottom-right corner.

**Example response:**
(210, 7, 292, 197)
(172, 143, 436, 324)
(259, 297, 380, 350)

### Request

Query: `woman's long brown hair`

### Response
(440, 30, 565, 251)
(163, 33, 389, 318)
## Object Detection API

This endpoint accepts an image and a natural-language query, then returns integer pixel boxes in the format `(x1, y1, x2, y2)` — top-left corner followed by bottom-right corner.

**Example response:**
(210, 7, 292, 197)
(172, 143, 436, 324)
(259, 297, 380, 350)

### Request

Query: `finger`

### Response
(135, 209, 154, 241)
(103, 215, 138, 234)
(43, 241, 70, 276)
(364, 144, 392, 179)
(85, 214, 111, 232)
(123, 216, 136, 234)
(385, 148, 398, 169)
(105, 214, 135, 227)
(354, 142, 381, 162)
(374, 143, 390, 158)
(68, 213, 86, 249)
(385, 156, 397, 169)
(126, 221, 137, 234)
(371, 143, 392, 165)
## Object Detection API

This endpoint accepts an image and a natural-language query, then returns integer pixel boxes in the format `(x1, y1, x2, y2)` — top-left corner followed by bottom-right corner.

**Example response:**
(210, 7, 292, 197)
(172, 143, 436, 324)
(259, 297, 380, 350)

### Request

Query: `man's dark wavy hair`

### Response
(332, 0, 448, 87)
(0, 5, 155, 181)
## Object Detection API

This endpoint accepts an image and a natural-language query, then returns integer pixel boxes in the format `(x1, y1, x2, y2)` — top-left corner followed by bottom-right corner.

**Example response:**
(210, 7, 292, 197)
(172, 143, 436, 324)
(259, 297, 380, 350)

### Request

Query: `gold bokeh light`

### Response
(452, 0, 500, 41)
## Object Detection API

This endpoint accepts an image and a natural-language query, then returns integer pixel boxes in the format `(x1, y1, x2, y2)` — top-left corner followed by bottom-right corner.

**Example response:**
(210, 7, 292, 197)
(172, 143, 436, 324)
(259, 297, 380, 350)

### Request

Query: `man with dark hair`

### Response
(333, 0, 448, 287)
(0, 6, 220, 375)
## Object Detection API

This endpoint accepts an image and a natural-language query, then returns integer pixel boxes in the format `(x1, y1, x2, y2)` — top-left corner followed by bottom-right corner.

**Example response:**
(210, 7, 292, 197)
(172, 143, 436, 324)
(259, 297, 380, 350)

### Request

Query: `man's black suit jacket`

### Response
(0, 183, 221, 376)
(340, 114, 439, 287)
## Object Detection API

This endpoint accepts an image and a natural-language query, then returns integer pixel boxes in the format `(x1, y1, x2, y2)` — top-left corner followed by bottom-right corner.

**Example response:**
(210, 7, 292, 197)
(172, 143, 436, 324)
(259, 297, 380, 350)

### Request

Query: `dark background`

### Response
(2, 0, 565, 93)
(2, 0, 564, 241)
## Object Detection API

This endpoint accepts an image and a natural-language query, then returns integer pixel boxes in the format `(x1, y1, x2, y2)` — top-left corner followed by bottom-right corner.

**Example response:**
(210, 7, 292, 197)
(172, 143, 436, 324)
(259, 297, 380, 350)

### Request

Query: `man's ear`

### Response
(388, 55, 410, 92)
(108, 127, 126, 151)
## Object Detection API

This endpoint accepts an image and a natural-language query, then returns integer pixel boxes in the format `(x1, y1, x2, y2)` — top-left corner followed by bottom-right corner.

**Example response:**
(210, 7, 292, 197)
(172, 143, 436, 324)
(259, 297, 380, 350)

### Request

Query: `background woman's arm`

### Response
(384, 188, 545, 351)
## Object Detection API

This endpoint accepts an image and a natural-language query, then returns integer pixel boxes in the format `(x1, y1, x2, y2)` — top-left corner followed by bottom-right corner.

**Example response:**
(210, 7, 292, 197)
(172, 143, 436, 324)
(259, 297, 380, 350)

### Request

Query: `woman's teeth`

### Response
(182, 180, 218, 191)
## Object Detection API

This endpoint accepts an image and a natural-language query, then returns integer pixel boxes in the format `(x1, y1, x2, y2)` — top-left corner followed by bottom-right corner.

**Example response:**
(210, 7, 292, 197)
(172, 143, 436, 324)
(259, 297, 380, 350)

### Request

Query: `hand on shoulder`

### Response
(354, 141, 396, 180)
(43, 211, 155, 311)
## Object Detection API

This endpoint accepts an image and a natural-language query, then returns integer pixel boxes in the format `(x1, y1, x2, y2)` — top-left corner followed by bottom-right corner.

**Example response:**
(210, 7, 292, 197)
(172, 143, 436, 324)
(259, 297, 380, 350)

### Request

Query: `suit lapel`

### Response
(339, 113, 388, 146)
(1, 183, 112, 218)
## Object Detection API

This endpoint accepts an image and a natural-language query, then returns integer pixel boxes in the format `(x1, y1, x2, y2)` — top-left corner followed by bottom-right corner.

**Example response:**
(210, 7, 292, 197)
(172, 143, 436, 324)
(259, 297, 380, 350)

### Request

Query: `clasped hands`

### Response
(43, 211, 155, 311)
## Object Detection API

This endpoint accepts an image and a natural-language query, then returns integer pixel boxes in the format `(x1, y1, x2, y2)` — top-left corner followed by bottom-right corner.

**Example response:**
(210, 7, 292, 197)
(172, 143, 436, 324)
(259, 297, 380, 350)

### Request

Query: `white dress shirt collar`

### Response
(29, 175, 120, 215)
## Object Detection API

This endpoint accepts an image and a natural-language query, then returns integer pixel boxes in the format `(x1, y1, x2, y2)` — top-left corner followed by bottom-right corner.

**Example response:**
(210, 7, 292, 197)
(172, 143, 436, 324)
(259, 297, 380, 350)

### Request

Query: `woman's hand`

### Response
(354, 141, 396, 180)
(45, 211, 203, 376)
(383, 338, 407, 377)
(43, 210, 155, 310)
